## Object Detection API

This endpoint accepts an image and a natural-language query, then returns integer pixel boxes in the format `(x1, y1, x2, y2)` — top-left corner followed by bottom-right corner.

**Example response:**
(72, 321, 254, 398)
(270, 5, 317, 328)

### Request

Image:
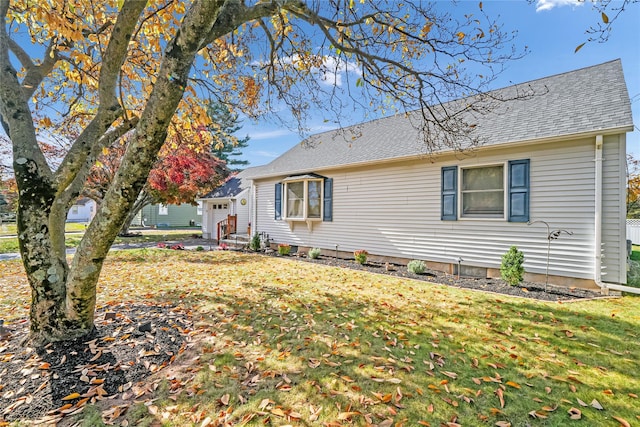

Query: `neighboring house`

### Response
(240, 60, 633, 291)
(140, 203, 202, 227)
(67, 198, 96, 223)
(199, 171, 251, 240)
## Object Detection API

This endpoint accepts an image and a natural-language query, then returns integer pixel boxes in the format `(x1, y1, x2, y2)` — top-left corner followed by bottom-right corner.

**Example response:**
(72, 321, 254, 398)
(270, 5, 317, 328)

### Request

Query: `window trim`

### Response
(158, 204, 169, 216)
(459, 162, 507, 220)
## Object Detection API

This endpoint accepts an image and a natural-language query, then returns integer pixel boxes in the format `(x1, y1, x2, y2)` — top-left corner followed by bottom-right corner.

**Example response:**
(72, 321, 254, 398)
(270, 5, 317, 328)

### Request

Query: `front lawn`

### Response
(0, 250, 638, 426)
(0, 228, 201, 254)
(0, 221, 87, 237)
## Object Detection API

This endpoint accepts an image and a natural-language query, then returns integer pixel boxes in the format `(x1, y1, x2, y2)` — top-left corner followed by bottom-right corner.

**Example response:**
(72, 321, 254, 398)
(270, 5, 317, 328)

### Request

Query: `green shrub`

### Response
(354, 249, 368, 265)
(627, 259, 640, 288)
(501, 246, 525, 286)
(308, 247, 321, 259)
(250, 232, 261, 251)
(195, 246, 204, 251)
(407, 259, 426, 274)
(278, 244, 291, 256)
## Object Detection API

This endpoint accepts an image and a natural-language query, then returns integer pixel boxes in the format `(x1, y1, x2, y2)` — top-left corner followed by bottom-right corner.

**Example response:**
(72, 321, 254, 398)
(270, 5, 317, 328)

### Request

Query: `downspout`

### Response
(594, 134, 603, 287)
(593, 134, 640, 295)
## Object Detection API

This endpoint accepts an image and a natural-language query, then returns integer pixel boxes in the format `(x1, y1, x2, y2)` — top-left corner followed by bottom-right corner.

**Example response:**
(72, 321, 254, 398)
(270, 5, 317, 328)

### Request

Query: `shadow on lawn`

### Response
(153, 276, 639, 425)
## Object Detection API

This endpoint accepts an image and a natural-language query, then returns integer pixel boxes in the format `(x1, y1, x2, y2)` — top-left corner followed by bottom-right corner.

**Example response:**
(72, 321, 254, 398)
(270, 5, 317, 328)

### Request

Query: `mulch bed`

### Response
(0, 302, 191, 425)
(287, 253, 605, 302)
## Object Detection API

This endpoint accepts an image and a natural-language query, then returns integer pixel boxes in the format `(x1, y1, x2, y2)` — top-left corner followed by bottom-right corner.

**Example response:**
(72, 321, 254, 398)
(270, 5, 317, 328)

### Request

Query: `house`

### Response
(66, 198, 96, 223)
(140, 203, 203, 228)
(199, 171, 251, 240)
(239, 60, 634, 292)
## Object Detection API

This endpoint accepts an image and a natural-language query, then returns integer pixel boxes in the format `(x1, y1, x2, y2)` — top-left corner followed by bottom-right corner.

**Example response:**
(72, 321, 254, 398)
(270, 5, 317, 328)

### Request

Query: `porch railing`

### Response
(217, 214, 237, 241)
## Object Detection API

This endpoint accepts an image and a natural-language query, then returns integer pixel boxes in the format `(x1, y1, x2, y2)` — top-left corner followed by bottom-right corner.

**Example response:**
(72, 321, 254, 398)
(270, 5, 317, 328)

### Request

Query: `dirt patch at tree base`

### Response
(0, 302, 192, 425)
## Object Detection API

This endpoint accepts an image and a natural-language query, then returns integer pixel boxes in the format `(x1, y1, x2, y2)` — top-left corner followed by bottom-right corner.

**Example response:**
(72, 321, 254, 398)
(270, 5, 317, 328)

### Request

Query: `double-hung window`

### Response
(461, 165, 504, 217)
(275, 175, 333, 226)
(441, 159, 529, 222)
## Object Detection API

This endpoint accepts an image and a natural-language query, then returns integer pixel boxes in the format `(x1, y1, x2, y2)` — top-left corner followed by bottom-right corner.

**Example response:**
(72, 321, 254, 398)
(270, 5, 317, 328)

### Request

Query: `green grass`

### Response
(0, 221, 87, 237)
(631, 245, 640, 261)
(0, 228, 200, 253)
(2, 250, 638, 426)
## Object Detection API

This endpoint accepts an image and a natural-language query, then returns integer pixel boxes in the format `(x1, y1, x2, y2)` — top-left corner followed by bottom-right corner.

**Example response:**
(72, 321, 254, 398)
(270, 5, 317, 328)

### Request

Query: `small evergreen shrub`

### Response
(308, 248, 321, 259)
(501, 246, 525, 286)
(407, 259, 426, 274)
(627, 259, 640, 288)
(250, 232, 261, 251)
(354, 249, 368, 265)
(278, 244, 291, 256)
(195, 246, 204, 251)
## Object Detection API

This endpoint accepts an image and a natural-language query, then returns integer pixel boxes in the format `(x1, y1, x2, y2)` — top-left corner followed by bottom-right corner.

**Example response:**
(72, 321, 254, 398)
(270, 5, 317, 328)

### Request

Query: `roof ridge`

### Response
(496, 58, 622, 89)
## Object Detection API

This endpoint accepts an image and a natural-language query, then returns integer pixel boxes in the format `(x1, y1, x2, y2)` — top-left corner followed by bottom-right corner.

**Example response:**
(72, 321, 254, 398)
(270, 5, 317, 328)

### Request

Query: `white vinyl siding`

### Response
(235, 189, 251, 235)
(601, 134, 626, 284)
(253, 136, 625, 283)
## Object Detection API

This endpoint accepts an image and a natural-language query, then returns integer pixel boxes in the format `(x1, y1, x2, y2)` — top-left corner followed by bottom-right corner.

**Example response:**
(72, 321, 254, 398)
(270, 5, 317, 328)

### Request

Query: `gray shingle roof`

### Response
(201, 170, 249, 199)
(245, 59, 633, 180)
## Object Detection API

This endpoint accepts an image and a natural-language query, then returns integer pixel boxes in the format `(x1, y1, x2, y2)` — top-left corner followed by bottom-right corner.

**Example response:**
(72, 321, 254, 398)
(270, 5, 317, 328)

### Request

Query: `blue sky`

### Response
(240, 0, 640, 167)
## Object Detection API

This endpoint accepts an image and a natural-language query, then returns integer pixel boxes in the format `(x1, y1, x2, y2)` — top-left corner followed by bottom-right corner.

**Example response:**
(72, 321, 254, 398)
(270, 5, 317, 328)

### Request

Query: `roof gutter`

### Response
(592, 134, 640, 295)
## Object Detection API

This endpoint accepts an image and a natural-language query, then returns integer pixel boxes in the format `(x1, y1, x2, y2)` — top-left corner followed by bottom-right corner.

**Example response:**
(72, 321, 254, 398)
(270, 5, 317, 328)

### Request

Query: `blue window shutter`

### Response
(441, 166, 457, 220)
(508, 159, 530, 222)
(323, 178, 333, 221)
(274, 183, 282, 220)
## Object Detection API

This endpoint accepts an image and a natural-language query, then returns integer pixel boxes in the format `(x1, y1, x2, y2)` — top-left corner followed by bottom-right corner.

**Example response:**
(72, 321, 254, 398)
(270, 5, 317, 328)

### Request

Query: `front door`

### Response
(211, 201, 230, 239)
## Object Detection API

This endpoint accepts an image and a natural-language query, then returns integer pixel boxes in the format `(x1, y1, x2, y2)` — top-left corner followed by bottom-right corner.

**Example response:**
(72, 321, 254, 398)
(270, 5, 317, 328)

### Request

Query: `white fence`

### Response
(627, 219, 640, 244)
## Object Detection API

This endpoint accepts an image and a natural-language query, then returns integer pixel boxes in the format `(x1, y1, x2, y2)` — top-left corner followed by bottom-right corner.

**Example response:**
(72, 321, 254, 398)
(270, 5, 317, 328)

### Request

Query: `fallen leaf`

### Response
(612, 416, 631, 427)
(529, 410, 547, 419)
(568, 407, 581, 420)
(495, 388, 505, 408)
(258, 398, 272, 410)
(337, 411, 361, 420)
(61, 392, 81, 401)
(591, 399, 604, 410)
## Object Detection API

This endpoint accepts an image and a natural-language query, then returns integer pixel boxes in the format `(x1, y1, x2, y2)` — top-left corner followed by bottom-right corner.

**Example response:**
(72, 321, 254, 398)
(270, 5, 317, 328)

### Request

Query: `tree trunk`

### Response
(119, 192, 151, 235)
(0, 0, 276, 345)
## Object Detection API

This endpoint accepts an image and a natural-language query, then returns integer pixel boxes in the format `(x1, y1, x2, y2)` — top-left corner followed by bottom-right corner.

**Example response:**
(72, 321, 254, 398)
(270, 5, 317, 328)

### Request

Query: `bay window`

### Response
(275, 175, 333, 225)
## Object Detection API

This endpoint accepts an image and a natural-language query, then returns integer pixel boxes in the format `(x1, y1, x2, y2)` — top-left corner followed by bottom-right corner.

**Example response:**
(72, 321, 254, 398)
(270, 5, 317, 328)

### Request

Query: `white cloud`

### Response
(250, 150, 280, 159)
(315, 56, 361, 87)
(275, 54, 361, 88)
(247, 129, 294, 140)
(535, 0, 584, 12)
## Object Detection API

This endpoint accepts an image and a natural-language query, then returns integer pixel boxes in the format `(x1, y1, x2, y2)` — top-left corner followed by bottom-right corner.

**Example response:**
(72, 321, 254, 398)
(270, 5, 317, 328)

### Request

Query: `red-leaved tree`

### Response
(85, 134, 227, 235)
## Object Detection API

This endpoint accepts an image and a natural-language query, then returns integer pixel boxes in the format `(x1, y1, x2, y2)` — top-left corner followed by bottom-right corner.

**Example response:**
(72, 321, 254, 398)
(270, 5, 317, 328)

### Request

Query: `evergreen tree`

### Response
(207, 101, 250, 171)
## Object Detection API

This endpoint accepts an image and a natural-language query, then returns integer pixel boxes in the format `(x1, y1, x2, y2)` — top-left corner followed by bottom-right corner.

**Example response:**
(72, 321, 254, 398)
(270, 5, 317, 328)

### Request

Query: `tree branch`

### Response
(54, 0, 148, 192)
(7, 38, 59, 101)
